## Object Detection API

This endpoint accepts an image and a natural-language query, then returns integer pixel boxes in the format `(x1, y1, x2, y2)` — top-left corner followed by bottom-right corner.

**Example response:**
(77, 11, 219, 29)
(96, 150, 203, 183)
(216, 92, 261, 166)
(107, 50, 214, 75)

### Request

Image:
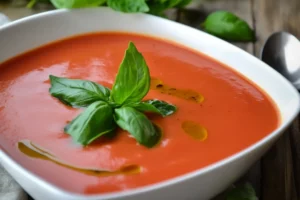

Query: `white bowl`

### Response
(0, 7, 299, 200)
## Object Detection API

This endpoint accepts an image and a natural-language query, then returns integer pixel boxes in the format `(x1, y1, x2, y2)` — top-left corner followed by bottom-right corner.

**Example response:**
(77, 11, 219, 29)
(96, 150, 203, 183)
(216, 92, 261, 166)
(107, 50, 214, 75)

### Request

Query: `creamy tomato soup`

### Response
(0, 33, 279, 194)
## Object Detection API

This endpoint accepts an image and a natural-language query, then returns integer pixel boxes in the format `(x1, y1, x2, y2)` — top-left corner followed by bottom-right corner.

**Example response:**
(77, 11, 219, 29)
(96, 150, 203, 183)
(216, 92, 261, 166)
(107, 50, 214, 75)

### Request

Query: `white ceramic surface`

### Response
(0, 13, 10, 26)
(0, 7, 299, 200)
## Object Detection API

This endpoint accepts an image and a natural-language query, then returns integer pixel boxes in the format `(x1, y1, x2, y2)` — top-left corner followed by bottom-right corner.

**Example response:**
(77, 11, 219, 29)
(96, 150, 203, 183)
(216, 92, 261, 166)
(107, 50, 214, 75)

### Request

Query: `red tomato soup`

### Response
(0, 33, 279, 194)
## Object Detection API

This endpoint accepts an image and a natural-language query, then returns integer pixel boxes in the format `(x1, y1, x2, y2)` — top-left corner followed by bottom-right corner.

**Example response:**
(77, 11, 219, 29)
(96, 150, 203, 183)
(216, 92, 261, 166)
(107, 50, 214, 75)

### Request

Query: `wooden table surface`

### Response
(1, 0, 300, 199)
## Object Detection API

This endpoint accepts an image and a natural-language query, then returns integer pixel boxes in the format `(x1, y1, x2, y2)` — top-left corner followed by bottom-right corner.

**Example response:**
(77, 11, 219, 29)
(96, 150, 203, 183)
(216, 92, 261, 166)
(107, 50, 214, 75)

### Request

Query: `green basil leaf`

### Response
(147, 3, 166, 16)
(26, 0, 37, 8)
(175, 0, 193, 8)
(50, 0, 106, 8)
(114, 107, 161, 148)
(203, 11, 255, 42)
(147, 0, 182, 15)
(65, 101, 115, 145)
(226, 183, 258, 200)
(164, 0, 182, 7)
(107, 0, 149, 13)
(129, 99, 176, 117)
(49, 75, 110, 107)
(110, 42, 150, 105)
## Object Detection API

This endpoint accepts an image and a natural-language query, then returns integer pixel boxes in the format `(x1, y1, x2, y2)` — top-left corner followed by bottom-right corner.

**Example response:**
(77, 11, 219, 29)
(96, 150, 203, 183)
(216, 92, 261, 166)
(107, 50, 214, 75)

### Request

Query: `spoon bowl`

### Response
(261, 31, 300, 89)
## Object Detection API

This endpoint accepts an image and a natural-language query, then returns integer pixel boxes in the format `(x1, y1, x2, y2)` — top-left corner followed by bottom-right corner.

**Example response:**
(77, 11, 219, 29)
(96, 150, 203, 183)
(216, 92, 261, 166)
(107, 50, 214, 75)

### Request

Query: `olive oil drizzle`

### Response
(18, 140, 140, 176)
(150, 78, 204, 103)
(181, 121, 208, 141)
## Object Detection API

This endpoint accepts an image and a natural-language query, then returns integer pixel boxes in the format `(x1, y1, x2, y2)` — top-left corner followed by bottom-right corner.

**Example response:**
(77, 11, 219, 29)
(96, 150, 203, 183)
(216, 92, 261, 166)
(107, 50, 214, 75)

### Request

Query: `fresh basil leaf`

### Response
(175, 0, 192, 8)
(107, 0, 149, 13)
(27, 0, 51, 8)
(129, 99, 176, 117)
(164, 0, 182, 7)
(148, 0, 182, 7)
(147, 3, 166, 16)
(203, 11, 255, 42)
(114, 107, 161, 148)
(26, 0, 37, 8)
(144, 99, 177, 116)
(110, 42, 150, 105)
(50, 0, 106, 9)
(147, 0, 182, 15)
(49, 75, 110, 107)
(226, 183, 258, 200)
(65, 101, 115, 145)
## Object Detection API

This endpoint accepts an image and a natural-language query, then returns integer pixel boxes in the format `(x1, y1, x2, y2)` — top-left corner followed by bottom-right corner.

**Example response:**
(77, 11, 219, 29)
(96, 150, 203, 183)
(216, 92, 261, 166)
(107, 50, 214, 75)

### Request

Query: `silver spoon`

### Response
(261, 31, 300, 90)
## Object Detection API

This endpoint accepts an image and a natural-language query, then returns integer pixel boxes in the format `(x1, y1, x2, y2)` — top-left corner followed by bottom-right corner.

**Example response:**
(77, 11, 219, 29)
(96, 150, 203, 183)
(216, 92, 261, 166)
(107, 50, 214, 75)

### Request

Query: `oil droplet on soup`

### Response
(18, 140, 140, 176)
(181, 121, 208, 141)
(150, 78, 204, 103)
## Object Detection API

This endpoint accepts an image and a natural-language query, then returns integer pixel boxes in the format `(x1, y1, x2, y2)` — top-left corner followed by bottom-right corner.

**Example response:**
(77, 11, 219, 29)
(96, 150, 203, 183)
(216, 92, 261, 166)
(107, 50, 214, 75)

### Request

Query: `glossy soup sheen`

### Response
(0, 33, 279, 194)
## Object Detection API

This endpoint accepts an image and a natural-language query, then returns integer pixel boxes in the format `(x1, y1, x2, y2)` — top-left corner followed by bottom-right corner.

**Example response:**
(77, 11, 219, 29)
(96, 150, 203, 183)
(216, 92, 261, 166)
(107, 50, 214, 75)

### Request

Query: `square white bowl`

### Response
(0, 7, 299, 200)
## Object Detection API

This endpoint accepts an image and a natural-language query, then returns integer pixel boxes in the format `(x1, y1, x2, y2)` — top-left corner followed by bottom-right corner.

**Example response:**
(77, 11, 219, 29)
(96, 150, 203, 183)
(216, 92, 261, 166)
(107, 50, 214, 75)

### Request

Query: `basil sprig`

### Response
(49, 42, 176, 147)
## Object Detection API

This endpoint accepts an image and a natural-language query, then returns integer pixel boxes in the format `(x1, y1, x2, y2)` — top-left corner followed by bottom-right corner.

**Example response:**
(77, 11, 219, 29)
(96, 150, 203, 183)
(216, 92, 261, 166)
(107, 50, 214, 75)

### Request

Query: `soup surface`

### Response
(0, 33, 279, 194)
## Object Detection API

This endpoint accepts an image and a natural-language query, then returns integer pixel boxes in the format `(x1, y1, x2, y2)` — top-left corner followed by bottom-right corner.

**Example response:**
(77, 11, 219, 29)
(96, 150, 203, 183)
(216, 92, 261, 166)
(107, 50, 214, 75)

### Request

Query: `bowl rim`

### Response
(0, 7, 300, 199)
